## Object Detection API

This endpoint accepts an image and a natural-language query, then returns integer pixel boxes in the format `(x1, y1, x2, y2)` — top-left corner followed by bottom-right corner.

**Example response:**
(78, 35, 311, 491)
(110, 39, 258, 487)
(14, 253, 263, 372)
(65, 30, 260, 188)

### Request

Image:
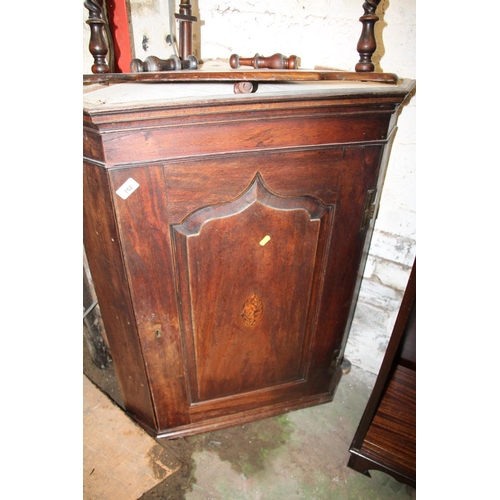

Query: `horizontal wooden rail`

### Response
(83, 69, 398, 85)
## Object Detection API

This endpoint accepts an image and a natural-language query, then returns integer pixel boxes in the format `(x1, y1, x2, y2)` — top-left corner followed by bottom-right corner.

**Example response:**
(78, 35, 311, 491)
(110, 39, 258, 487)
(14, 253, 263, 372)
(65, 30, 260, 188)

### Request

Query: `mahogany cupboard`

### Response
(83, 79, 415, 438)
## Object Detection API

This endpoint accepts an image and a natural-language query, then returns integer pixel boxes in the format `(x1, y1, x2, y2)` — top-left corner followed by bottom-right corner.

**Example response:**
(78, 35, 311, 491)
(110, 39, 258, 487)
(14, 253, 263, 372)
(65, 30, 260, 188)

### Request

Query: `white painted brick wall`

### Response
(83, 0, 416, 375)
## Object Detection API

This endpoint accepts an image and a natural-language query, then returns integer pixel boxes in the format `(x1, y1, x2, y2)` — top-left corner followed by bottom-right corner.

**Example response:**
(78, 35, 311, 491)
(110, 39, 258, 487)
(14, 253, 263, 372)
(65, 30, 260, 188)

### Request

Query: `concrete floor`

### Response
(83, 339, 416, 500)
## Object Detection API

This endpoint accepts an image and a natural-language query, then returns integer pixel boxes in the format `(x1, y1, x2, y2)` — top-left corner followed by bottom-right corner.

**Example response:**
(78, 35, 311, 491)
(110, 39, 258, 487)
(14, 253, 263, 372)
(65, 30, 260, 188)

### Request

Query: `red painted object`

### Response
(106, 0, 132, 73)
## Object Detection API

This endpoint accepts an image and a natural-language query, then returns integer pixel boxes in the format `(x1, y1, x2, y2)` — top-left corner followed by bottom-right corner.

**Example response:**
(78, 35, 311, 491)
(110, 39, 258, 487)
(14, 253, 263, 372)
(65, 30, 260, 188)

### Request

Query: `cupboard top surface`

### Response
(83, 79, 414, 166)
(83, 79, 415, 114)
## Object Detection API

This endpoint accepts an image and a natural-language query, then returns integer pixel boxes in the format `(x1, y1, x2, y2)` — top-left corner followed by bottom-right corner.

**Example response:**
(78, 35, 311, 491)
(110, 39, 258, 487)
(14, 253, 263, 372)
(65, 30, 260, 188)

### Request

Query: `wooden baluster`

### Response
(175, 1, 197, 60)
(355, 0, 381, 72)
(130, 54, 198, 73)
(230, 53, 299, 70)
(84, 0, 110, 74)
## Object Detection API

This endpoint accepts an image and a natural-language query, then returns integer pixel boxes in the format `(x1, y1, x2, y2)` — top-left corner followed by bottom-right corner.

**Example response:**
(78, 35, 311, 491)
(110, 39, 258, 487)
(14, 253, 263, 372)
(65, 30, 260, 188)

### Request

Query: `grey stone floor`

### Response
(182, 366, 415, 500)
(83, 265, 416, 499)
(84, 338, 415, 500)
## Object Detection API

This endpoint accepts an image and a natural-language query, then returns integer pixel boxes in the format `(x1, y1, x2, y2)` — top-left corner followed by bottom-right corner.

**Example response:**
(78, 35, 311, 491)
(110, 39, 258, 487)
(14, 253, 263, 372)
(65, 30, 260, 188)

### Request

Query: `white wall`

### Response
(83, 0, 416, 375)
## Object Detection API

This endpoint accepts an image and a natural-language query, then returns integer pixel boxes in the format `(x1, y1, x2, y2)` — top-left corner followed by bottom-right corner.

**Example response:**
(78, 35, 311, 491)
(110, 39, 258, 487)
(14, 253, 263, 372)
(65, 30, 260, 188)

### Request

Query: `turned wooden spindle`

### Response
(230, 53, 298, 70)
(84, 0, 110, 74)
(130, 54, 198, 73)
(175, 1, 197, 60)
(355, 0, 381, 72)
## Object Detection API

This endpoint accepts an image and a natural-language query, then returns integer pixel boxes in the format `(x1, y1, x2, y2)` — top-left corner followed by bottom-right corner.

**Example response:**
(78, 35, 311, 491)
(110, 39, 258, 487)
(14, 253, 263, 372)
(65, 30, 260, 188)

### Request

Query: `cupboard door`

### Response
(110, 145, 382, 434)
(171, 173, 334, 403)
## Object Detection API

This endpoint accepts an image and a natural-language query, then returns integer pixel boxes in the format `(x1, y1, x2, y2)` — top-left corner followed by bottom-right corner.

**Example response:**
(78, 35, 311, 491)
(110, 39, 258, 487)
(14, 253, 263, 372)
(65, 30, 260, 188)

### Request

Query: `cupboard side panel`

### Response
(108, 165, 191, 430)
(83, 161, 157, 430)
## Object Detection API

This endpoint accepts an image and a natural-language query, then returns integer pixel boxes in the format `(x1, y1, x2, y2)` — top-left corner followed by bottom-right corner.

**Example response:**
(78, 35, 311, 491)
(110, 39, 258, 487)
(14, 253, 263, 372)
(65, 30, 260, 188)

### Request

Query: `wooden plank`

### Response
(83, 69, 399, 85)
(83, 375, 180, 499)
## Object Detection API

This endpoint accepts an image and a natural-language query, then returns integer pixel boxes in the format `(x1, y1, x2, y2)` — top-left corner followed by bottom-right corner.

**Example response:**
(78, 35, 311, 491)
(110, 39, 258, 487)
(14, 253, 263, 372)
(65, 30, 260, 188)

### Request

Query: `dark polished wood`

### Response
(83, 80, 415, 439)
(355, 0, 382, 72)
(175, 0, 197, 59)
(84, 0, 110, 74)
(83, 69, 398, 85)
(130, 54, 198, 72)
(230, 53, 299, 70)
(348, 260, 416, 487)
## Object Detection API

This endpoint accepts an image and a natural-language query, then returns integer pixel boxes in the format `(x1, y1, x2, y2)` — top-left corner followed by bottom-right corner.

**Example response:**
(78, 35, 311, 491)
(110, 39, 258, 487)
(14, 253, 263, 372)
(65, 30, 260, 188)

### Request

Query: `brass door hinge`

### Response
(360, 188, 378, 232)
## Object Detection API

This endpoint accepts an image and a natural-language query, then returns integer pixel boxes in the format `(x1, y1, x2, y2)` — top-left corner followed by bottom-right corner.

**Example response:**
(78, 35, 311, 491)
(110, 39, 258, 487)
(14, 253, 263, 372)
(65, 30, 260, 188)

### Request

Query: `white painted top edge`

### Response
(83, 79, 414, 113)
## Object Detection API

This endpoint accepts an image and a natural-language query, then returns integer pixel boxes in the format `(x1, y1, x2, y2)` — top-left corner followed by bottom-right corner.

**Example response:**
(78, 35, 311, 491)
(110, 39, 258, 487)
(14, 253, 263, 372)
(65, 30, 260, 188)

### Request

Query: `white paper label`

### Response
(259, 235, 271, 246)
(116, 178, 140, 200)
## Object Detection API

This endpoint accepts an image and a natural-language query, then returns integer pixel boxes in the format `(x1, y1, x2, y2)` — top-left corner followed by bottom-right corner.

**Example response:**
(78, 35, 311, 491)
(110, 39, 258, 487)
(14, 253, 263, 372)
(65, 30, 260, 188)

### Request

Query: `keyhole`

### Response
(155, 329, 162, 338)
